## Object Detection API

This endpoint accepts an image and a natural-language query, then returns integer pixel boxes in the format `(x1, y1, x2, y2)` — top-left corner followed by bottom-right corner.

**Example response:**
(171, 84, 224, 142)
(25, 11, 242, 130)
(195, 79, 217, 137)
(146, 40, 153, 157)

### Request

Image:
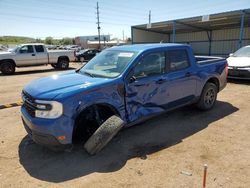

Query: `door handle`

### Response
(156, 78, 167, 84)
(31, 54, 35, 56)
(185, 72, 191, 77)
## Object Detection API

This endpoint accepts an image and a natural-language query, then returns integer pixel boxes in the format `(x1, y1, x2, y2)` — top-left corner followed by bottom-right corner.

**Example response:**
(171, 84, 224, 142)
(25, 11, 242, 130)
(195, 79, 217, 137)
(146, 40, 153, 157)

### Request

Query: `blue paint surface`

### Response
(21, 43, 227, 145)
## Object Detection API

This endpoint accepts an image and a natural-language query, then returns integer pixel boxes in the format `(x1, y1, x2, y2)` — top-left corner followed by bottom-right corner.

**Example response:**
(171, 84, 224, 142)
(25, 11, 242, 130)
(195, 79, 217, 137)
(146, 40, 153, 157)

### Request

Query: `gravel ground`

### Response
(0, 65, 249, 188)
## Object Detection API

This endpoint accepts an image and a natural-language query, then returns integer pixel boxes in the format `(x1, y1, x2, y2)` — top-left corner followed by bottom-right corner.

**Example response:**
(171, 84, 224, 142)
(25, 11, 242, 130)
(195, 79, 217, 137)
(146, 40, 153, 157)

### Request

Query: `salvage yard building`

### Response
(131, 9, 250, 57)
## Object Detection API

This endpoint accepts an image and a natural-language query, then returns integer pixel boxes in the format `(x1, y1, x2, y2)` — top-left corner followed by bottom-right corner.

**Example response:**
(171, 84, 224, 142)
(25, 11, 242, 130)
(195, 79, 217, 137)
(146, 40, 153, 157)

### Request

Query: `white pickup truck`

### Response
(0, 43, 75, 75)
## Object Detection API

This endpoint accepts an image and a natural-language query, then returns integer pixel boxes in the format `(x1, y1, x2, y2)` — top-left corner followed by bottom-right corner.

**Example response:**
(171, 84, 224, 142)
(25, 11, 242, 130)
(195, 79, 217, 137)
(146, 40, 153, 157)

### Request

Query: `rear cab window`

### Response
(167, 49, 190, 72)
(35, 45, 45, 53)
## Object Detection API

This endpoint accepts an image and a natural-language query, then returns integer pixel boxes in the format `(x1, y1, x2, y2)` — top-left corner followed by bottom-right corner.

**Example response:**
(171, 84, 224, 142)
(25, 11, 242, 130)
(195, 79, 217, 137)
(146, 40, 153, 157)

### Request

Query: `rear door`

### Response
(165, 48, 197, 108)
(15, 45, 36, 66)
(125, 51, 168, 122)
(34, 45, 48, 64)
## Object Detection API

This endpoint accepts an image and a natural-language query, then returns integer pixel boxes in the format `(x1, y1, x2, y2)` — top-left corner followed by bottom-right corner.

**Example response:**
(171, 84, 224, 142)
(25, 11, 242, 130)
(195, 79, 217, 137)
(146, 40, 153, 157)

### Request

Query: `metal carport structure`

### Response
(131, 9, 250, 57)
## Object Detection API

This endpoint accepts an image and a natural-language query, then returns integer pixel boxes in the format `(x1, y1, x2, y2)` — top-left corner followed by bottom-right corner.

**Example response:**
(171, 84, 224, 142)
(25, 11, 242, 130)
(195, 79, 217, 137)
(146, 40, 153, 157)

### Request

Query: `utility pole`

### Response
(147, 10, 151, 29)
(149, 10, 151, 25)
(96, 2, 101, 49)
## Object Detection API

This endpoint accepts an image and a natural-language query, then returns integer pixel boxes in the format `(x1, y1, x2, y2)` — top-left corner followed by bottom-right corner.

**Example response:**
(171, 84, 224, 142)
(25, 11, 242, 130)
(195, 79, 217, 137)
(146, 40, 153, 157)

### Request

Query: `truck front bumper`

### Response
(21, 106, 74, 148)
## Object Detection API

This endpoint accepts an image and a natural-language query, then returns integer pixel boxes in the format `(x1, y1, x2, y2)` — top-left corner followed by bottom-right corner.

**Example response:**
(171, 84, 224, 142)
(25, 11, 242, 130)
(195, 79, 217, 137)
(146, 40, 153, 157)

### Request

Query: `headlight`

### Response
(35, 100, 63, 119)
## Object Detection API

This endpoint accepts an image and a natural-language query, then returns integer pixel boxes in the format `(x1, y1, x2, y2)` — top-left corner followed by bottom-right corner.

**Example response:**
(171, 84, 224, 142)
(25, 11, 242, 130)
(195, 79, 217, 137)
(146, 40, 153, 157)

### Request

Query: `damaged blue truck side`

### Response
(21, 44, 228, 154)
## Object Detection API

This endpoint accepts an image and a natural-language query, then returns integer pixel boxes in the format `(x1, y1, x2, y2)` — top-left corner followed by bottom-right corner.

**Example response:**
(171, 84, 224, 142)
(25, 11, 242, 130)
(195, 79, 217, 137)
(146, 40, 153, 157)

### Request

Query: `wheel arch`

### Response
(72, 103, 121, 144)
(0, 59, 16, 67)
(205, 77, 220, 92)
(57, 56, 69, 62)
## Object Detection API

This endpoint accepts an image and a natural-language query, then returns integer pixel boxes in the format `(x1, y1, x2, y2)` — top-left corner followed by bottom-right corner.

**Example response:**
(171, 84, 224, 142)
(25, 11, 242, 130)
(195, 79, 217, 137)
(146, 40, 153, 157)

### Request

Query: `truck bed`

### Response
(195, 56, 226, 65)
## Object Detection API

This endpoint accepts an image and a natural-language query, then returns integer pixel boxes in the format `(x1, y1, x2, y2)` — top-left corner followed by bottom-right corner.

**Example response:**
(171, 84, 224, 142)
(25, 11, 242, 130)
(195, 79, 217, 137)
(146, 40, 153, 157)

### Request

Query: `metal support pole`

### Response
(131, 27, 134, 44)
(239, 12, 245, 48)
(172, 20, 176, 43)
(208, 31, 212, 56)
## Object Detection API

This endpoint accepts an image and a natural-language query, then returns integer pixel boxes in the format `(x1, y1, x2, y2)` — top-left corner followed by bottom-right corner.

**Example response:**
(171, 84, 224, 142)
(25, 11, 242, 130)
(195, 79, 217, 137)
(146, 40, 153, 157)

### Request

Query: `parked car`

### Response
(227, 45, 250, 79)
(21, 43, 227, 154)
(65, 45, 81, 51)
(45, 45, 57, 50)
(0, 45, 8, 51)
(75, 49, 100, 62)
(0, 43, 75, 74)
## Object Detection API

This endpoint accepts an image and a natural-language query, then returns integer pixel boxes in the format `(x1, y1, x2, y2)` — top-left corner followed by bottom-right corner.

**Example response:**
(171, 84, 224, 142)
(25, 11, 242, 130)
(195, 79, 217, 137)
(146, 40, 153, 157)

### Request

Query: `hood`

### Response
(24, 70, 112, 100)
(227, 56, 250, 67)
(0, 51, 14, 58)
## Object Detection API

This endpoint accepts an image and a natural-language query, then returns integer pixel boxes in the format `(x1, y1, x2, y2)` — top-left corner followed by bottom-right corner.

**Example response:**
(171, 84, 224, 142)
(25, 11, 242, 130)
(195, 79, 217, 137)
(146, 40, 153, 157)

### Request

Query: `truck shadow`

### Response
(18, 101, 238, 183)
(0, 67, 75, 76)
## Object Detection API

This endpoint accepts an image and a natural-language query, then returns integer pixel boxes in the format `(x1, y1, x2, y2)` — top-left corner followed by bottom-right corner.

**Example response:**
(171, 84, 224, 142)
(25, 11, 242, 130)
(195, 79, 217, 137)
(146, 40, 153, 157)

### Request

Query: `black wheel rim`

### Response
(61, 61, 68, 68)
(204, 88, 215, 107)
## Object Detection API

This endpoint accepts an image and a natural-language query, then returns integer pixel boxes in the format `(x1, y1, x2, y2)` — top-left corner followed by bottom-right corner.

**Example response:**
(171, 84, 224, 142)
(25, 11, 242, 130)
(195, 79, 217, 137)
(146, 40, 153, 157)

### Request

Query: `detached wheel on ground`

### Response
(84, 115, 124, 155)
(196, 82, 218, 110)
(0, 61, 16, 75)
(57, 58, 69, 69)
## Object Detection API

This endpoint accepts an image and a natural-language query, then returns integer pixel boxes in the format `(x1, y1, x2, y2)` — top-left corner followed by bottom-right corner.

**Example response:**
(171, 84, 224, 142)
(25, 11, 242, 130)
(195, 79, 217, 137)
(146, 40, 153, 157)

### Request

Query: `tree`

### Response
(45, 37, 53, 45)
(61, 37, 73, 45)
(35, 38, 43, 43)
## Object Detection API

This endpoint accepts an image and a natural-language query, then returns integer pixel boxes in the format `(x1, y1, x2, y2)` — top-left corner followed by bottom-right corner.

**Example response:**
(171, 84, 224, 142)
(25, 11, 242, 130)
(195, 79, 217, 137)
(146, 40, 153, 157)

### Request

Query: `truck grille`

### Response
(22, 91, 36, 117)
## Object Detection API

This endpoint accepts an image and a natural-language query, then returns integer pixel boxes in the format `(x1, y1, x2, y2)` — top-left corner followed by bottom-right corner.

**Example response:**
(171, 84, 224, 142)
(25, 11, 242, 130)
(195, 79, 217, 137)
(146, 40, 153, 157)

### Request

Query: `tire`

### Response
(0, 61, 16, 75)
(57, 58, 69, 69)
(196, 82, 218, 110)
(84, 115, 124, 155)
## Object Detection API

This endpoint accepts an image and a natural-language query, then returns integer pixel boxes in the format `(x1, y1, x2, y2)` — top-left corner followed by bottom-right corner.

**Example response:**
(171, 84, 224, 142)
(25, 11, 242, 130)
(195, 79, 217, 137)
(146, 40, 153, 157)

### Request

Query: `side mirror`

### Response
(229, 53, 234, 57)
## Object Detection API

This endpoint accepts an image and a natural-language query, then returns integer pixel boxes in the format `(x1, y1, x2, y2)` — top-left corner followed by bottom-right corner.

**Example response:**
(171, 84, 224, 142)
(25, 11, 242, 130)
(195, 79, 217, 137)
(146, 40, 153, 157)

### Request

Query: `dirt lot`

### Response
(0, 65, 250, 188)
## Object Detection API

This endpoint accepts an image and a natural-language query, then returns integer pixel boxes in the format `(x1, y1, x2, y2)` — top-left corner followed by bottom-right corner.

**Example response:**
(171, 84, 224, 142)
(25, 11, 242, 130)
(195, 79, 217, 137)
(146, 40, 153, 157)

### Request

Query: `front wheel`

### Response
(84, 115, 124, 155)
(0, 61, 16, 75)
(196, 83, 217, 110)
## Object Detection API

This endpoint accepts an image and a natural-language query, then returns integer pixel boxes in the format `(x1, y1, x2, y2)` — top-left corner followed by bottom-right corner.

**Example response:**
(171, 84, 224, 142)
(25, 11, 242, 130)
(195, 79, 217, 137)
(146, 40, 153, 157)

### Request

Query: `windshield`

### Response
(79, 50, 137, 78)
(233, 46, 250, 57)
(10, 46, 20, 53)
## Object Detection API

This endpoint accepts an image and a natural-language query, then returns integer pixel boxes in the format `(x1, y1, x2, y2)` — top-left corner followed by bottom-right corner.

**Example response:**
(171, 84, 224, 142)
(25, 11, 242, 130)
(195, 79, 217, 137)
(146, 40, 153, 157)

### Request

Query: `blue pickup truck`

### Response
(21, 44, 228, 154)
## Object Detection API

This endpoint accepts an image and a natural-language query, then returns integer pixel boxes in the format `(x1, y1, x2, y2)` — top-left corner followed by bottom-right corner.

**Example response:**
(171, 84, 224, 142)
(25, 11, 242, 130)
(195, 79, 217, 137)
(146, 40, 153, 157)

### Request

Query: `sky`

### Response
(0, 0, 249, 39)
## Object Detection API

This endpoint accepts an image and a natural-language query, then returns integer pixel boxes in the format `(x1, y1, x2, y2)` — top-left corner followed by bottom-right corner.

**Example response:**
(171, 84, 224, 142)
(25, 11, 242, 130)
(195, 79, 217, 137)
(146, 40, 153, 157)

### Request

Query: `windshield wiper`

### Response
(82, 71, 95, 77)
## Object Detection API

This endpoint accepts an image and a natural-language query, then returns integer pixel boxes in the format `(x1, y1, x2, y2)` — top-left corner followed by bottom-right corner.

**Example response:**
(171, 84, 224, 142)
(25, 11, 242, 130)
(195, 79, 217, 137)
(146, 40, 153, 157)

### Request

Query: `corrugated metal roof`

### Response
(132, 9, 250, 34)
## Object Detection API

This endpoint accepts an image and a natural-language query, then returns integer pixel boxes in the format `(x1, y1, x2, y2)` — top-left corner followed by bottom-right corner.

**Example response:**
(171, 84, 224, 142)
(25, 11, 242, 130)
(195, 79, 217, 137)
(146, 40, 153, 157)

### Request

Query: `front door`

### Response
(125, 51, 168, 122)
(15, 45, 36, 66)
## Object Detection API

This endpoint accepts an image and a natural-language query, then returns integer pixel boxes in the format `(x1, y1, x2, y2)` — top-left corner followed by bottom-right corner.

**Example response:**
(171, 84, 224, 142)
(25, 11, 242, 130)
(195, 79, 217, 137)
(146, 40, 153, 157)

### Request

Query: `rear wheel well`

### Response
(58, 56, 69, 63)
(206, 77, 219, 91)
(72, 104, 119, 144)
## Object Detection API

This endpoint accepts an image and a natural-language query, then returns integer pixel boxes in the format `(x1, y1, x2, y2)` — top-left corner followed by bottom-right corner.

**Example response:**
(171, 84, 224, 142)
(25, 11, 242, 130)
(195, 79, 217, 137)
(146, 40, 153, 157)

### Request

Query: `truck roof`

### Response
(20, 43, 45, 46)
(110, 43, 188, 52)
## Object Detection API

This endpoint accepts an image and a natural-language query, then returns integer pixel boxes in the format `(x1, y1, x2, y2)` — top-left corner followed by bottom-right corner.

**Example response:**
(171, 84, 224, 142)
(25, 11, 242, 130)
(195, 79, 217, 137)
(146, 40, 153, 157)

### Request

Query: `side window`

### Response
(133, 52, 165, 78)
(19, 45, 34, 53)
(35, 45, 44, 53)
(168, 50, 189, 71)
